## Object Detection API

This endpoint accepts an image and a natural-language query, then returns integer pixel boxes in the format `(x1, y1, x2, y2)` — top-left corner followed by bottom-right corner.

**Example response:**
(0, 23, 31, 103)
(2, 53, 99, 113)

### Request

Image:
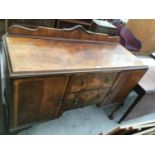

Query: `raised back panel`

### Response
(8, 25, 120, 43)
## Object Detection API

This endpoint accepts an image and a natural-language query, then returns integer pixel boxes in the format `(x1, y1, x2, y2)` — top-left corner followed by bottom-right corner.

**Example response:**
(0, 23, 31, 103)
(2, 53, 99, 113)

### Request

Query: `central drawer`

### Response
(69, 72, 118, 93)
(63, 88, 109, 111)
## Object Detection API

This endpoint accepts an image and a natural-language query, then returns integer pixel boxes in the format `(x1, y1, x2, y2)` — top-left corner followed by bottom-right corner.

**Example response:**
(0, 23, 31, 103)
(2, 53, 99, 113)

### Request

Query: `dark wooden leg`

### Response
(108, 103, 124, 120)
(118, 85, 145, 123)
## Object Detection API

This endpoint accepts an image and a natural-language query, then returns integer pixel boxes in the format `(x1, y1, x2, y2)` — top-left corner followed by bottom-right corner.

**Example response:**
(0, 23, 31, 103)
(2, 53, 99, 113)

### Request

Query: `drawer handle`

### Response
(74, 98, 79, 105)
(81, 80, 87, 87)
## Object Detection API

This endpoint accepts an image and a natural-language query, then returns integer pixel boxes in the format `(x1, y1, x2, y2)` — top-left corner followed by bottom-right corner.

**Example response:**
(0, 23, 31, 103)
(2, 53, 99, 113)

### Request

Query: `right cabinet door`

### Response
(102, 70, 147, 106)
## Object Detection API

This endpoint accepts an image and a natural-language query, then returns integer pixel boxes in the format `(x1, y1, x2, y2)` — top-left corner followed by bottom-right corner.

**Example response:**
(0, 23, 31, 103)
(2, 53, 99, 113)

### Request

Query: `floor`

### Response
(18, 92, 155, 135)
(18, 94, 136, 135)
(19, 105, 119, 135)
(1, 41, 155, 135)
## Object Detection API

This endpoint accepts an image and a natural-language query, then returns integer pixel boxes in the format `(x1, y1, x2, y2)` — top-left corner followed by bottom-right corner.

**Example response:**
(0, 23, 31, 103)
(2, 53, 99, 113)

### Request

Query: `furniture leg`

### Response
(118, 90, 145, 123)
(108, 102, 125, 120)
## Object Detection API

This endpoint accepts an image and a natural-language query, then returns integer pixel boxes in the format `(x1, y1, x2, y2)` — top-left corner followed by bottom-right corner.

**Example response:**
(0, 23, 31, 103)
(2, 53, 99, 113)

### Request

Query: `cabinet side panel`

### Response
(2, 43, 14, 132)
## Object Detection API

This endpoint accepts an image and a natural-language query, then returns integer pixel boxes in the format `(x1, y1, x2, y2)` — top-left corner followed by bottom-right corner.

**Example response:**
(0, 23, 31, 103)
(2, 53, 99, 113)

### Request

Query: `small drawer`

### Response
(69, 72, 118, 93)
(63, 88, 109, 111)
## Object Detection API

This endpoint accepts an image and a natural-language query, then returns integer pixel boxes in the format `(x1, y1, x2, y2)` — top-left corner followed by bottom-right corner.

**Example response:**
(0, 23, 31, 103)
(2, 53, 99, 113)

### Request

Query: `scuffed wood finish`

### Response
(8, 25, 120, 43)
(5, 36, 145, 76)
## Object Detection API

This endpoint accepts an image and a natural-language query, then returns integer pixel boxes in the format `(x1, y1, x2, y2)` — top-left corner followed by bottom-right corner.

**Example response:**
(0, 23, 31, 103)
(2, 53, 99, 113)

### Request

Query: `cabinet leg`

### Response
(108, 103, 124, 120)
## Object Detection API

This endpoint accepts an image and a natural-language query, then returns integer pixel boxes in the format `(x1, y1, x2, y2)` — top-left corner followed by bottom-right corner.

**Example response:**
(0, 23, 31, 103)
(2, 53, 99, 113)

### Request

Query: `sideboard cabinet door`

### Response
(102, 70, 146, 106)
(11, 76, 69, 128)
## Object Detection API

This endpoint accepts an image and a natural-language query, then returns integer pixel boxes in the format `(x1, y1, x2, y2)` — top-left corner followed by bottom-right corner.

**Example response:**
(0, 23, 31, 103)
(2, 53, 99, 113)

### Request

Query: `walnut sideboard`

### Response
(1, 25, 147, 132)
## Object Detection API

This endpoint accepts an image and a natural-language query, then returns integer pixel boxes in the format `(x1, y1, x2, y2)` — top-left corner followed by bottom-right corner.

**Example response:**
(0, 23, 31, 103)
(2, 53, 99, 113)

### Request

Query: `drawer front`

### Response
(69, 72, 118, 93)
(63, 88, 109, 111)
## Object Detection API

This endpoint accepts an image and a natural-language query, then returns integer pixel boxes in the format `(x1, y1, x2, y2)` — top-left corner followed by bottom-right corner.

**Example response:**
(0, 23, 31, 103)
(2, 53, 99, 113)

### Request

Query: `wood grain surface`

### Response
(8, 25, 119, 43)
(2, 26, 148, 131)
(5, 36, 145, 74)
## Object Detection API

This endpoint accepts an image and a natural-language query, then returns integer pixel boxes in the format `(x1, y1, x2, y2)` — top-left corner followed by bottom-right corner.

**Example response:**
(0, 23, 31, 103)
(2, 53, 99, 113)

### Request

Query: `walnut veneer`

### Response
(2, 25, 147, 132)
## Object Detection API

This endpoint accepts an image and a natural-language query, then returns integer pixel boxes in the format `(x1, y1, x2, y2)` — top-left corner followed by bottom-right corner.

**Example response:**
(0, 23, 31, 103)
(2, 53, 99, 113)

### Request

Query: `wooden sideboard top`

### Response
(3, 25, 147, 77)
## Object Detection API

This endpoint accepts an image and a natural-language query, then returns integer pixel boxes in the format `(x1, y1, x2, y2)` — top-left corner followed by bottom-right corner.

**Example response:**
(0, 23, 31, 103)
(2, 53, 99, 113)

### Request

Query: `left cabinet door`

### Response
(11, 76, 69, 128)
